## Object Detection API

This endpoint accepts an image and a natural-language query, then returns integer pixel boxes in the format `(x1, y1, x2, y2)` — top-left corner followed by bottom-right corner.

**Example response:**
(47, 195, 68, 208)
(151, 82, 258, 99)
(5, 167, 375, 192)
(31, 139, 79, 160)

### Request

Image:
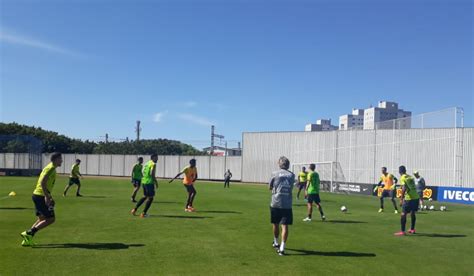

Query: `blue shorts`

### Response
(307, 194, 321, 204)
(131, 179, 141, 187)
(69, 177, 80, 185)
(402, 199, 419, 213)
(32, 194, 55, 218)
(381, 190, 395, 199)
(143, 184, 155, 197)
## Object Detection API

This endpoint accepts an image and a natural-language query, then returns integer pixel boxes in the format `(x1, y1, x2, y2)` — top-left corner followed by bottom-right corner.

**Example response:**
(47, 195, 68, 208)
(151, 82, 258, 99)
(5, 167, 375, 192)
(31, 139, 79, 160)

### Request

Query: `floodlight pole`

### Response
(210, 125, 225, 155)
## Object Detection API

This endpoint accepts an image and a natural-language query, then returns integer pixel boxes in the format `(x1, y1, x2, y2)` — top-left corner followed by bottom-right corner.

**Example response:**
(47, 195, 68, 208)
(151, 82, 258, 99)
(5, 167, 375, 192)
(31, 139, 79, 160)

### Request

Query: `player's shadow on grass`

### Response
(156, 201, 180, 204)
(326, 220, 367, 224)
(152, 215, 213, 219)
(413, 233, 466, 238)
(286, 248, 376, 257)
(34, 243, 145, 250)
(198, 210, 242, 214)
(0, 207, 33, 210)
(82, 196, 108, 198)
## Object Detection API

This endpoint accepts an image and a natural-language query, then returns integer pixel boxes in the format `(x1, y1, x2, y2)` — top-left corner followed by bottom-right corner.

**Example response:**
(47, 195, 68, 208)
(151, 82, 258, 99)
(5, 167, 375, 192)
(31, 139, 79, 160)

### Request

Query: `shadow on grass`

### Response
(82, 195, 108, 198)
(0, 207, 33, 210)
(286, 248, 376, 257)
(151, 215, 213, 219)
(156, 201, 180, 204)
(326, 220, 367, 224)
(198, 210, 242, 214)
(412, 233, 466, 238)
(33, 243, 144, 250)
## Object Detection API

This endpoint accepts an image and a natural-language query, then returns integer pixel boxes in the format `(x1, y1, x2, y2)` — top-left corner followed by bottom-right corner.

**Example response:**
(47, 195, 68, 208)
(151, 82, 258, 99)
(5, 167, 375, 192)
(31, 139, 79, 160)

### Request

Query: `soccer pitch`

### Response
(1, 176, 473, 275)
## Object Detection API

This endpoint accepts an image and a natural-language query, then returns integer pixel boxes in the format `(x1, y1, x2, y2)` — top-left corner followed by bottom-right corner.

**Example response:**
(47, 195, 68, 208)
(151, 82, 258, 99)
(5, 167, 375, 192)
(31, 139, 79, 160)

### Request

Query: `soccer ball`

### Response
(340, 206, 347, 212)
(429, 205, 435, 211)
(440, 206, 447, 211)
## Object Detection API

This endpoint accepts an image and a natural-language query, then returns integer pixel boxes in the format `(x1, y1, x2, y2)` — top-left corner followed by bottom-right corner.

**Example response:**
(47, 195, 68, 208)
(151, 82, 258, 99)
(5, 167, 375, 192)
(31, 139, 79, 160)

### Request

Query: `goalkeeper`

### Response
(373, 167, 399, 214)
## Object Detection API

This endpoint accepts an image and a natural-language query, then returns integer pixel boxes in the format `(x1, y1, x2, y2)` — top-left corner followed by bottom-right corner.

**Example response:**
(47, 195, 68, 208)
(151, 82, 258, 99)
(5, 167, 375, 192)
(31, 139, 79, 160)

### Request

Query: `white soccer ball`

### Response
(429, 205, 435, 211)
(440, 206, 447, 211)
(340, 206, 347, 212)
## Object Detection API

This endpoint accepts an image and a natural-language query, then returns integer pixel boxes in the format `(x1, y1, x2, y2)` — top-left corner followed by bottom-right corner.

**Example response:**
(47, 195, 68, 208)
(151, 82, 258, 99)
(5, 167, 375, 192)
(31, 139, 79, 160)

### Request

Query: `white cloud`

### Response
(0, 28, 81, 57)
(153, 111, 168, 123)
(178, 113, 215, 127)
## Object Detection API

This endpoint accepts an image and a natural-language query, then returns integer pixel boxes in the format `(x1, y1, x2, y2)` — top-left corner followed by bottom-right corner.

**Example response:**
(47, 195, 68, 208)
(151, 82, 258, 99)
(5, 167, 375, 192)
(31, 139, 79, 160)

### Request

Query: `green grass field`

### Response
(1, 176, 473, 275)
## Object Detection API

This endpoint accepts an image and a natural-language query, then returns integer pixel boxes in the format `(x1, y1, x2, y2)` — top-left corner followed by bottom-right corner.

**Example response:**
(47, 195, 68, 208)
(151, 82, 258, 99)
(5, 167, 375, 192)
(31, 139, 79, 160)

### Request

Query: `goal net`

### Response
(292, 161, 347, 194)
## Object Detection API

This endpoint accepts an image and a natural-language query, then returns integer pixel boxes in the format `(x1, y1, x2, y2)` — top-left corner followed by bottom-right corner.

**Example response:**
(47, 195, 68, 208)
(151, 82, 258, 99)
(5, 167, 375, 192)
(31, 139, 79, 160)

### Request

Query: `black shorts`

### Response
(297, 182, 306, 189)
(417, 191, 423, 199)
(402, 199, 419, 213)
(32, 194, 55, 218)
(270, 207, 293, 225)
(143, 184, 155, 197)
(69, 177, 80, 185)
(131, 179, 141, 187)
(381, 190, 395, 198)
(184, 184, 196, 194)
(307, 194, 321, 204)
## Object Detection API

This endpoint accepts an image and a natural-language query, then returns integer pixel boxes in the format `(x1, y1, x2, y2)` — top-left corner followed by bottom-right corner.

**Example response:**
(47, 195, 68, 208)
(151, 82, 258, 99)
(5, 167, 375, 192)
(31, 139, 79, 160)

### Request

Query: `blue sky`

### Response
(1, 0, 472, 149)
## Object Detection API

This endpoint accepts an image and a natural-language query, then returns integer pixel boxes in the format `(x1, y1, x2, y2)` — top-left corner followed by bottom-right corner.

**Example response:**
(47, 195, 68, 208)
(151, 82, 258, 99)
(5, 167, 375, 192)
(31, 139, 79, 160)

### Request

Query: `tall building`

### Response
(339, 109, 364, 130)
(305, 119, 338, 132)
(363, 101, 411, 130)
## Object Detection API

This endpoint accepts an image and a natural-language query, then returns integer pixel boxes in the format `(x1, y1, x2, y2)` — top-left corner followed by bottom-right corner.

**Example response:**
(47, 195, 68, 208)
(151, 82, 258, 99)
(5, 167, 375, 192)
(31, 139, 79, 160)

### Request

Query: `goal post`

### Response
(291, 161, 346, 193)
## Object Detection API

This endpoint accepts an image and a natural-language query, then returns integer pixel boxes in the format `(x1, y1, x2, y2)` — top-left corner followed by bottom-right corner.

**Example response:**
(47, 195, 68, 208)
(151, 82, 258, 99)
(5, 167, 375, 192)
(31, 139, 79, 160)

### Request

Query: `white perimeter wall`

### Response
(242, 128, 473, 187)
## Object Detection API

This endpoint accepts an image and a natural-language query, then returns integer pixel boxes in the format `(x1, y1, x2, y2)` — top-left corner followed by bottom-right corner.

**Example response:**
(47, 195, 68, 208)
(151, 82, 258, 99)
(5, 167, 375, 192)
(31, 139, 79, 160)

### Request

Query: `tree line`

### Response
(0, 122, 205, 155)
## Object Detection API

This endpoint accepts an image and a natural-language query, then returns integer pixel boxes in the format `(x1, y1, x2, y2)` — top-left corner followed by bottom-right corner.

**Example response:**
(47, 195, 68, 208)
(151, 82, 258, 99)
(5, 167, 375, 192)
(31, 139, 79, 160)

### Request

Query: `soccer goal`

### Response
(292, 161, 347, 193)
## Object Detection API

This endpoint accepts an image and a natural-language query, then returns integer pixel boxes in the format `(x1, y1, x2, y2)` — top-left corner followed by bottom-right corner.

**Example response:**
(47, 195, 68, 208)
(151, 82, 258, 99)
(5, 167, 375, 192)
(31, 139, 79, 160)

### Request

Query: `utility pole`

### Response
(105, 133, 109, 143)
(135, 120, 142, 141)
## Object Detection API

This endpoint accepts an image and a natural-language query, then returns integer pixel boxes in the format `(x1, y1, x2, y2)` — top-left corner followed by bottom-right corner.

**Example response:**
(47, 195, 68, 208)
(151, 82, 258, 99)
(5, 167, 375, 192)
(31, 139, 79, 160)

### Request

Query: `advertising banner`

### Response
(437, 187, 474, 205)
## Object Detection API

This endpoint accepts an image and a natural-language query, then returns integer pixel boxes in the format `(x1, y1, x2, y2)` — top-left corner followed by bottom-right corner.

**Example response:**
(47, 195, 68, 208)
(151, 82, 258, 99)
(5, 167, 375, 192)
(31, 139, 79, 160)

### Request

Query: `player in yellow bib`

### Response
(20, 152, 63, 246)
(296, 167, 308, 200)
(130, 157, 144, 202)
(394, 165, 420, 236)
(131, 154, 158, 218)
(63, 159, 83, 197)
(170, 159, 198, 212)
(374, 167, 399, 213)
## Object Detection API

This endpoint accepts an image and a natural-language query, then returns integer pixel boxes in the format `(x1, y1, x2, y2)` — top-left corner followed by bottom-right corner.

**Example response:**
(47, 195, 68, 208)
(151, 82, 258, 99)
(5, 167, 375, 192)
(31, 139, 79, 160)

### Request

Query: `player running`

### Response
(20, 152, 63, 246)
(303, 164, 325, 222)
(269, 156, 295, 256)
(394, 165, 420, 236)
(131, 154, 158, 218)
(374, 167, 399, 213)
(224, 169, 232, 188)
(130, 157, 144, 202)
(296, 167, 308, 200)
(414, 171, 426, 209)
(63, 159, 83, 197)
(170, 159, 198, 212)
